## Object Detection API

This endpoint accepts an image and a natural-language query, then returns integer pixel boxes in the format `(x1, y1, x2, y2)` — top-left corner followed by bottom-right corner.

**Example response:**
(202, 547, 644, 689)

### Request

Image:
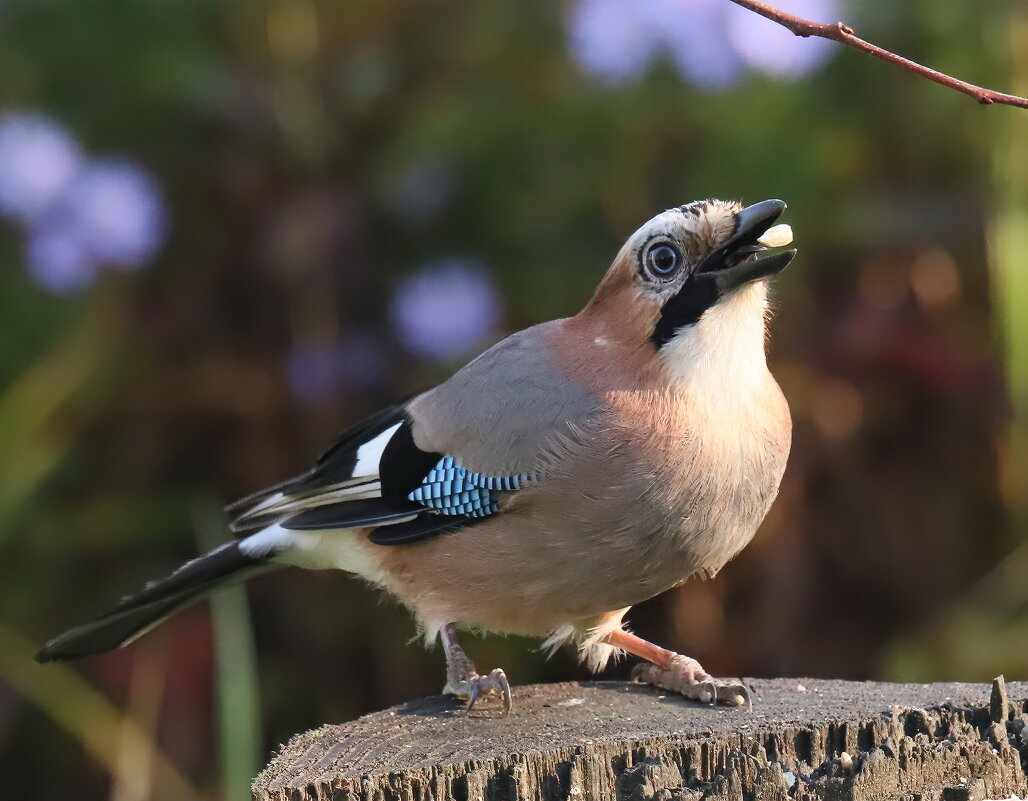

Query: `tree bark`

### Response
(253, 677, 1028, 801)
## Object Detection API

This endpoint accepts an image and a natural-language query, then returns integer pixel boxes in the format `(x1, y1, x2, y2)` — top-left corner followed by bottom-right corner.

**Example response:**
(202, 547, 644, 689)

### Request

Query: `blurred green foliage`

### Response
(1, 1, 1026, 799)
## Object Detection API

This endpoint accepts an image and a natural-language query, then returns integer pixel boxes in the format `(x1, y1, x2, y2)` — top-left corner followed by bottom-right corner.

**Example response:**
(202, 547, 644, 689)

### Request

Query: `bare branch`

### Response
(727, 0, 1028, 109)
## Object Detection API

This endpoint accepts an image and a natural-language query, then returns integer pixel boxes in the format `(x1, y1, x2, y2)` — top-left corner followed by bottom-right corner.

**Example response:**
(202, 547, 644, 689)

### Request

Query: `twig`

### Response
(727, 0, 1028, 109)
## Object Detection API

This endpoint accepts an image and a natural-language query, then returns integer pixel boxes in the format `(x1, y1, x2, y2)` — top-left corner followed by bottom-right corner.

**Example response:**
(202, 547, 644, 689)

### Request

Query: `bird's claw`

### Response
(631, 657, 751, 709)
(453, 668, 512, 715)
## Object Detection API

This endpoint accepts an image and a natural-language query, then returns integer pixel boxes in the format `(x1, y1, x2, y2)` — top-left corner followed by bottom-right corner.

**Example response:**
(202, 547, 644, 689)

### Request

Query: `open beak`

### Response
(699, 199, 796, 291)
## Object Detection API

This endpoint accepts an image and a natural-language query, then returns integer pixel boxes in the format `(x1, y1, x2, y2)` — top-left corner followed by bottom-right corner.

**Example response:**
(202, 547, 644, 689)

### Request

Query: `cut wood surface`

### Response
(253, 678, 1028, 801)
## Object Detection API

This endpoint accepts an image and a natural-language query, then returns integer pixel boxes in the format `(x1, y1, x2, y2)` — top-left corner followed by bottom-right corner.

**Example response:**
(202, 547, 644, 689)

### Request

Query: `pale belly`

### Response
(334, 460, 783, 637)
(282, 389, 790, 638)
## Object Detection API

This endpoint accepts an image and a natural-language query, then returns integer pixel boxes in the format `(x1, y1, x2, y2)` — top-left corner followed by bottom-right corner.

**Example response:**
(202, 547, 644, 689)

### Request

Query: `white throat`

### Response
(658, 282, 770, 402)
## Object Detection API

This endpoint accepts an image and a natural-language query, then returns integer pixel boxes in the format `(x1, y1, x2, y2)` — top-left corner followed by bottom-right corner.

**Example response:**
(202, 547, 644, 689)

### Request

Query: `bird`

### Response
(37, 198, 795, 713)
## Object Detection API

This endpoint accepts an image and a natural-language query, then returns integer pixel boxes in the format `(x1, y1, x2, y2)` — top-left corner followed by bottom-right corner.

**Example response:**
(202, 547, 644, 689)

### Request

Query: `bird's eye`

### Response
(645, 243, 682, 279)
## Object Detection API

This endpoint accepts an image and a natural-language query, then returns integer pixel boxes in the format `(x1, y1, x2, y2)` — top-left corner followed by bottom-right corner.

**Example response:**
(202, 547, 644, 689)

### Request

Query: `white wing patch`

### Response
(354, 422, 402, 477)
(238, 523, 293, 558)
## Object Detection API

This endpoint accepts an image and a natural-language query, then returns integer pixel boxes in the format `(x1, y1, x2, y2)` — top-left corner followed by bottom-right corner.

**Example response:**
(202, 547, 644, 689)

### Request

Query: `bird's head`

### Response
(581, 198, 795, 385)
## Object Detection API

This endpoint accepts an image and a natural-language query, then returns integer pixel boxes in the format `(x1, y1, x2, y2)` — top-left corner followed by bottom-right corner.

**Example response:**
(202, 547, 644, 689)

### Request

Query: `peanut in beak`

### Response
(756, 224, 793, 249)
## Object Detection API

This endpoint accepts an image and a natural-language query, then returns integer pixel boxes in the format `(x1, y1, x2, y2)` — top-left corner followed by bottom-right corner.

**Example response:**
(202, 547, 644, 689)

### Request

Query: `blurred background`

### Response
(1, 0, 1026, 798)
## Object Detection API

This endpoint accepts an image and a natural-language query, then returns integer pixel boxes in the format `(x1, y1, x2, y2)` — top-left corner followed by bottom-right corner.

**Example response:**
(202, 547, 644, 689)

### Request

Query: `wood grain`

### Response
(253, 678, 1028, 801)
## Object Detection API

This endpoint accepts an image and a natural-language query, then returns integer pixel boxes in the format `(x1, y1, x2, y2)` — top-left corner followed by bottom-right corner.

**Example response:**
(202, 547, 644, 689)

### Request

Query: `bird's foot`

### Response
(444, 667, 512, 714)
(440, 623, 512, 714)
(631, 656, 750, 708)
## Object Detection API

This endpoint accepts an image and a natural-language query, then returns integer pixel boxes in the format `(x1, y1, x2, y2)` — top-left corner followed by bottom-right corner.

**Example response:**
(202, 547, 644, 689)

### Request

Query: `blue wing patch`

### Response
(407, 456, 530, 518)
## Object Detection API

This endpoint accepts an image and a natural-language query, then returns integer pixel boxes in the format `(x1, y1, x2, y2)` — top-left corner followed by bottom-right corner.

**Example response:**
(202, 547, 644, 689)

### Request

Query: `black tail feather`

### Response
(36, 540, 274, 663)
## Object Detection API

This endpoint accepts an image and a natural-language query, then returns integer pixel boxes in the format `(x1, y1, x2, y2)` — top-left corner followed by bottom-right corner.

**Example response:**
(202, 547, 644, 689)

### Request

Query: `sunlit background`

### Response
(2, 0, 1027, 798)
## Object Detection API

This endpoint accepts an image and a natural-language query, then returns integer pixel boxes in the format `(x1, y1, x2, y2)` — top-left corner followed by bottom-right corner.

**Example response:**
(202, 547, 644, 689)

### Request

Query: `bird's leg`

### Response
(604, 629, 750, 708)
(440, 623, 512, 714)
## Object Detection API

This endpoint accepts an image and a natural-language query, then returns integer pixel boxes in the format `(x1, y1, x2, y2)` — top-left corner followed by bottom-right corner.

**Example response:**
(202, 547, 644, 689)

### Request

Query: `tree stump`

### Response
(253, 677, 1028, 801)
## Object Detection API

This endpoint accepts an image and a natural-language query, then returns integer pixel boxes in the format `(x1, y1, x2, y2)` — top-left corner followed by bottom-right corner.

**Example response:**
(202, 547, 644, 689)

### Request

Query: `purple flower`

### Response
(568, 0, 662, 83)
(286, 333, 388, 402)
(725, 0, 839, 78)
(655, 0, 745, 90)
(0, 110, 169, 294)
(566, 0, 837, 88)
(0, 112, 81, 224)
(57, 159, 167, 268)
(389, 260, 501, 362)
(24, 226, 99, 294)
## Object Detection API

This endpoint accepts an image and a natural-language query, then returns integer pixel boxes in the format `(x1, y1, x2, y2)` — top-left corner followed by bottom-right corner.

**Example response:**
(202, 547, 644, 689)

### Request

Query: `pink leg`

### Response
(604, 629, 750, 708)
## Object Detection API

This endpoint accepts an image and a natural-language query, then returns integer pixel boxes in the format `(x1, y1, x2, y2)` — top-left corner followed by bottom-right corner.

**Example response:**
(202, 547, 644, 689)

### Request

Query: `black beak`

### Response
(726, 199, 787, 248)
(651, 198, 797, 347)
(700, 198, 796, 292)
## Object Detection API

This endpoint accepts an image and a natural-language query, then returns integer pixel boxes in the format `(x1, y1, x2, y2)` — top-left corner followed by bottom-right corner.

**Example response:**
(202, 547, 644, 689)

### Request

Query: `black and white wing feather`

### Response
(229, 403, 532, 546)
(227, 403, 414, 533)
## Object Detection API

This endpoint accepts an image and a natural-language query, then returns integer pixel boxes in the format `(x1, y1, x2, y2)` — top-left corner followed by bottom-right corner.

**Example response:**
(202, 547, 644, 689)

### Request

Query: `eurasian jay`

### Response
(37, 198, 795, 712)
